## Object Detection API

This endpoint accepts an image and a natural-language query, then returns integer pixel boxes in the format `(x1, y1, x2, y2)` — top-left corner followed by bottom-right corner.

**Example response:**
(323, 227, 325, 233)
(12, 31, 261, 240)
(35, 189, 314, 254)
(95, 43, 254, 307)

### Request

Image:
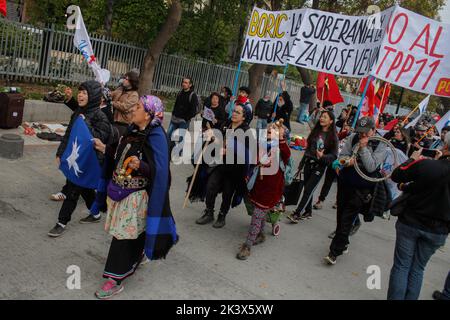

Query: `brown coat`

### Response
(111, 88, 139, 124)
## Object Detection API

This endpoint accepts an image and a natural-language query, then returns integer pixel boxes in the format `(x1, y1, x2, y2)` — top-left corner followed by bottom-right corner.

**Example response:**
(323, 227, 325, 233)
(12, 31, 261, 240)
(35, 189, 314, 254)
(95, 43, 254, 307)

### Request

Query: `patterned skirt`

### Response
(105, 190, 148, 240)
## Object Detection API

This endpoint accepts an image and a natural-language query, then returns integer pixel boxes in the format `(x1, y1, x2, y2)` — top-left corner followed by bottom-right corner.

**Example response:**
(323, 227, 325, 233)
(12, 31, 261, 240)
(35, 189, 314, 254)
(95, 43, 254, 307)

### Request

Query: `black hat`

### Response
(355, 116, 375, 133)
(239, 86, 251, 95)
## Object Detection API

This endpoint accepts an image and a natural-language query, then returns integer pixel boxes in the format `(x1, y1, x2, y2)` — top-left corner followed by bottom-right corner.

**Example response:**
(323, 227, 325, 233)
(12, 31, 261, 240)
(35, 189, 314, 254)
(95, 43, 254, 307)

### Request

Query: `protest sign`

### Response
(288, 7, 394, 77)
(241, 7, 306, 65)
(371, 6, 450, 97)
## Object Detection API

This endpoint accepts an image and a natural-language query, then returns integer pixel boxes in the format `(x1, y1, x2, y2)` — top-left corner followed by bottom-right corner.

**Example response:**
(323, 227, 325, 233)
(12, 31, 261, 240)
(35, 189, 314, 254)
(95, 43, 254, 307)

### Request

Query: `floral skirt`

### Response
(105, 190, 148, 240)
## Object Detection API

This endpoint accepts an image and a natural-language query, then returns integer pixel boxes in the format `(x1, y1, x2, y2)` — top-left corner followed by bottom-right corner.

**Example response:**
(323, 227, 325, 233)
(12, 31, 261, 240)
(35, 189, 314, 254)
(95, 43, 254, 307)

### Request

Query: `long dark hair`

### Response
(307, 110, 338, 152)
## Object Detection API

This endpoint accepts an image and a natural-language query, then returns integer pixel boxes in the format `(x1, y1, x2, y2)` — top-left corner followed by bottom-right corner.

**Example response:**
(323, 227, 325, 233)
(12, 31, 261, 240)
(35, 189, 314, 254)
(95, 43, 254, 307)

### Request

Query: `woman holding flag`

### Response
(94, 95, 178, 299)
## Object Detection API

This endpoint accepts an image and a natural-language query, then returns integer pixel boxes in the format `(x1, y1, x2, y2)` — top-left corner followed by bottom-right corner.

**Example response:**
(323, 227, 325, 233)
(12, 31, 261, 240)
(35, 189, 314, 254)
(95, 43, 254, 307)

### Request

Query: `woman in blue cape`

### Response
(95, 95, 178, 299)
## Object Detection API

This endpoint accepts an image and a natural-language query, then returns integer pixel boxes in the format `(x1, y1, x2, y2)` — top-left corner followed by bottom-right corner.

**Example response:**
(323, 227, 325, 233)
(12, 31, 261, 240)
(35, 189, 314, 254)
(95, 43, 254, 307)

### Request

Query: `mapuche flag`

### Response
(316, 72, 343, 106)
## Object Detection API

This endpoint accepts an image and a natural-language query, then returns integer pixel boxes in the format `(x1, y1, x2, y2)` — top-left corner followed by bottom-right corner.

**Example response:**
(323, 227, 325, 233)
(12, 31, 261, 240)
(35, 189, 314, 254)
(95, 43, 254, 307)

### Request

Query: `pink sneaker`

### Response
(95, 279, 124, 299)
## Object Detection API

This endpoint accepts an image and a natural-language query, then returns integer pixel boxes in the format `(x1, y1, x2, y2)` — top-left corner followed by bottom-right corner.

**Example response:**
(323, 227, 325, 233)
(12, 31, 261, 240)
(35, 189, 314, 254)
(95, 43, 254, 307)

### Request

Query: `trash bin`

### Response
(0, 93, 25, 129)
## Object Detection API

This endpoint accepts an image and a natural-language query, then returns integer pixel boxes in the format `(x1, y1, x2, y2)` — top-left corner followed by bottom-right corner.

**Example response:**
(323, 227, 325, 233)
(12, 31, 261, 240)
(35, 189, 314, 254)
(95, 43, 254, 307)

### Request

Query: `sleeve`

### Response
(112, 91, 139, 114)
(280, 140, 291, 165)
(87, 113, 112, 144)
(138, 160, 151, 178)
(339, 133, 354, 158)
(146, 127, 170, 217)
(358, 142, 387, 173)
(189, 93, 200, 119)
(392, 159, 449, 185)
(319, 133, 338, 166)
(64, 97, 78, 111)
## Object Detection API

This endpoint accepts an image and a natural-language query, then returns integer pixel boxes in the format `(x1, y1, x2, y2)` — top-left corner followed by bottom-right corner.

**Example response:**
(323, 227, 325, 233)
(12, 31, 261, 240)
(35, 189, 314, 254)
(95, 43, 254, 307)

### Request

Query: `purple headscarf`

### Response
(140, 95, 164, 127)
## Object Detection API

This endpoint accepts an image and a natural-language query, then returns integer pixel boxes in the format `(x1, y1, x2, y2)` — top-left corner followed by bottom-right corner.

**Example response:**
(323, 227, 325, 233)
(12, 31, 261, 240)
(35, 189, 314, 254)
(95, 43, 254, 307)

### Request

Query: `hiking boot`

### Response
(236, 244, 251, 260)
(213, 213, 226, 228)
(79, 215, 101, 224)
(253, 232, 266, 245)
(287, 212, 301, 224)
(48, 223, 66, 237)
(196, 209, 214, 225)
(328, 231, 336, 239)
(432, 290, 449, 300)
(324, 253, 337, 265)
(300, 212, 312, 220)
(350, 222, 361, 236)
(313, 201, 323, 210)
(95, 279, 124, 300)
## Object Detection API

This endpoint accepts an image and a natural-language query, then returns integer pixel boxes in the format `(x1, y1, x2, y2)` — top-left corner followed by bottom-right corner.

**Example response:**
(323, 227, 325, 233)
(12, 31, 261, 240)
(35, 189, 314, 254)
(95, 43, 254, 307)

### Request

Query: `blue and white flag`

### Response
(405, 95, 430, 129)
(59, 116, 101, 189)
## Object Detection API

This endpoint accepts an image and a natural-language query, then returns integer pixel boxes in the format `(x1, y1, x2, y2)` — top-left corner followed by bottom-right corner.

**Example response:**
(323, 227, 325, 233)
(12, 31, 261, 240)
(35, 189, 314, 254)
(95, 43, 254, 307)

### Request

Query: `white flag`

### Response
(434, 110, 450, 135)
(405, 95, 430, 129)
(71, 6, 110, 84)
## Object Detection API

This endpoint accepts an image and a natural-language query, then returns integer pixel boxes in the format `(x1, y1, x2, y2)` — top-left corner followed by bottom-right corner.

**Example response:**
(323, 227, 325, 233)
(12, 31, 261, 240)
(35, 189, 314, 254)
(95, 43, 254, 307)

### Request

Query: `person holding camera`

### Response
(387, 133, 450, 300)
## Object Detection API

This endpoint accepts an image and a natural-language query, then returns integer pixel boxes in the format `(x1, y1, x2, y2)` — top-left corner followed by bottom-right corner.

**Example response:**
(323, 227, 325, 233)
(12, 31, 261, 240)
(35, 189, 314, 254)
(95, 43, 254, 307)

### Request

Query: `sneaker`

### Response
(196, 210, 214, 225)
(313, 201, 323, 210)
(300, 212, 312, 220)
(328, 231, 336, 239)
(48, 223, 66, 237)
(50, 192, 66, 201)
(253, 232, 266, 245)
(138, 255, 150, 268)
(79, 215, 101, 224)
(212, 213, 226, 228)
(324, 253, 337, 265)
(350, 222, 361, 236)
(332, 202, 338, 209)
(287, 212, 301, 224)
(95, 279, 124, 300)
(236, 244, 251, 260)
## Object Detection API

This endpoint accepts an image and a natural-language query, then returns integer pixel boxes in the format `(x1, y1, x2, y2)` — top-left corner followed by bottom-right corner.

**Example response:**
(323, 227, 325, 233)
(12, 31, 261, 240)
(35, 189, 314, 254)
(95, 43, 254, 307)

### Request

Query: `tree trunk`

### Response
(104, 0, 114, 38)
(139, 0, 182, 95)
(248, 64, 268, 105)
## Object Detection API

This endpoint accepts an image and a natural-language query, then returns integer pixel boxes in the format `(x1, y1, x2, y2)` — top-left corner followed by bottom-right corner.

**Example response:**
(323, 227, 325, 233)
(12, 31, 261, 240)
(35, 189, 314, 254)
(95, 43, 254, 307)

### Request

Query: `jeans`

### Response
(442, 271, 450, 299)
(387, 220, 448, 300)
(167, 120, 190, 156)
(297, 103, 309, 123)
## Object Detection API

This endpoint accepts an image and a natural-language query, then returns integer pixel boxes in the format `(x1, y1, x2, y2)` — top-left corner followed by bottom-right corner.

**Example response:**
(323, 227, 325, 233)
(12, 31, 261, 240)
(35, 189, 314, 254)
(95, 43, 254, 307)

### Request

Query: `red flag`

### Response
(384, 118, 399, 131)
(374, 83, 391, 114)
(0, 0, 6, 17)
(359, 77, 375, 117)
(316, 72, 343, 106)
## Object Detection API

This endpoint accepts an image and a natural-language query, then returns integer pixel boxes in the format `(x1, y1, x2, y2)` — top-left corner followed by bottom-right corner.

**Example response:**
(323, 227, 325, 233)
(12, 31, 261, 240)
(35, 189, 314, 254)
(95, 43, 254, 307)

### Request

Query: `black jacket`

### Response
(57, 81, 112, 163)
(392, 157, 450, 234)
(274, 91, 293, 125)
(255, 98, 273, 119)
(172, 89, 199, 122)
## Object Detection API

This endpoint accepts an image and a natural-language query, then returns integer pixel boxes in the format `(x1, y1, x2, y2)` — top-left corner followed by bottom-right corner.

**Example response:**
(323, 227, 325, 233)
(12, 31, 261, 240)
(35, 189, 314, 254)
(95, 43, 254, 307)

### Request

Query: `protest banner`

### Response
(371, 6, 450, 97)
(288, 7, 394, 77)
(240, 7, 306, 65)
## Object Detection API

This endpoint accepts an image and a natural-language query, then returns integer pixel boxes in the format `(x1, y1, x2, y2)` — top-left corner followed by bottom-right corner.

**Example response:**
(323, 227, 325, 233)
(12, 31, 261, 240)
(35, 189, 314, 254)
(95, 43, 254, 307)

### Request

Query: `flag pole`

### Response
(375, 82, 388, 126)
(352, 75, 373, 129)
(401, 103, 421, 125)
(228, 60, 243, 119)
(417, 126, 435, 144)
(271, 64, 289, 122)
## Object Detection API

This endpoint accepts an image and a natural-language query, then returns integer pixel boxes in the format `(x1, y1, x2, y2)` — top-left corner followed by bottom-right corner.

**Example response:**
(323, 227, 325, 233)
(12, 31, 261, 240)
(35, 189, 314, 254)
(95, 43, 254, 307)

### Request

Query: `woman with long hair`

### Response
(288, 110, 339, 223)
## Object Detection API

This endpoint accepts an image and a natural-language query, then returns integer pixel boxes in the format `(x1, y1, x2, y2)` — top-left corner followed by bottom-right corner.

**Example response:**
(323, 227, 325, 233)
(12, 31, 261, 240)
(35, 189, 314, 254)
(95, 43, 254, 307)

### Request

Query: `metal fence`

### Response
(0, 18, 409, 114)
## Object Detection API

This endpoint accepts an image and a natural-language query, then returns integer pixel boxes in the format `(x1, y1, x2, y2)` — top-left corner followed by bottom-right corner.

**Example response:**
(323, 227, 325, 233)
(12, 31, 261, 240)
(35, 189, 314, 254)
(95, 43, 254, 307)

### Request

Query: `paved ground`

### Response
(0, 119, 448, 300)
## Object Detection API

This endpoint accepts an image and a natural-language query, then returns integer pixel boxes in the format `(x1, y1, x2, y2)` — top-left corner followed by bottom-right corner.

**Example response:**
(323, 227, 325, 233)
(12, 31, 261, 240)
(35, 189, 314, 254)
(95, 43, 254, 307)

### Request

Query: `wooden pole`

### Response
(375, 83, 387, 126)
(401, 104, 421, 125)
(417, 126, 434, 144)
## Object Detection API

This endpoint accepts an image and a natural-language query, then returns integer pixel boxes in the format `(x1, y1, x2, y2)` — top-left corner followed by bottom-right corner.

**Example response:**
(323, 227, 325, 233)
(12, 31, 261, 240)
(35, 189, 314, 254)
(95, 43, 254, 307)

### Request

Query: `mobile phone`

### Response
(421, 149, 438, 158)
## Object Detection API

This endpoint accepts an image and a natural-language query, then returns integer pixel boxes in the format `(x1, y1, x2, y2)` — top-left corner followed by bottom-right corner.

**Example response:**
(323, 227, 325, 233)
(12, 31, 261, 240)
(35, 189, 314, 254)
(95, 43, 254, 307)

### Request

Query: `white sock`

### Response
(57, 222, 66, 228)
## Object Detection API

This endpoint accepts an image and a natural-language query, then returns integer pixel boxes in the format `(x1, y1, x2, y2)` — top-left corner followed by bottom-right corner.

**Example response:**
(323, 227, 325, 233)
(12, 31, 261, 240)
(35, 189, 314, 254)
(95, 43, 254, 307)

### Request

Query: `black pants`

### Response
(205, 166, 235, 215)
(318, 166, 337, 202)
(294, 160, 326, 216)
(58, 180, 96, 225)
(329, 181, 371, 257)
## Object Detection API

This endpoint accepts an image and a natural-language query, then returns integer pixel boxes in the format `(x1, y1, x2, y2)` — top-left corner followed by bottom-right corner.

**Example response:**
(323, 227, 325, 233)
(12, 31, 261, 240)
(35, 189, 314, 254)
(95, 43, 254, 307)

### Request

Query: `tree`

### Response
(139, 0, 182, 95)
(104, 0, 114, 38)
